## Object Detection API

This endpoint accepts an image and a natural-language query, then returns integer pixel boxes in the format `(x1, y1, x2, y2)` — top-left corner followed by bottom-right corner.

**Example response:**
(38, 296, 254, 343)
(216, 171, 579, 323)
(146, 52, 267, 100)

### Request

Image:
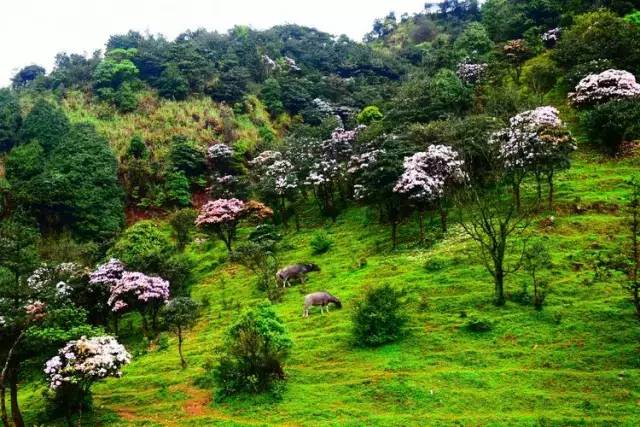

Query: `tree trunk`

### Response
(8, 369, 22, 427)
(1, 331, 24, 427)
(1, 378, 8, 427)
(391, 221, 398, 250)
(439, 205, 448, 233)
(547, 172, 554, 211)
(494, 264, 505, 306)
(513, 182, 521, 212)
(417, 210, 425, 244)
(178, 327, 186, 369)
(535, 173, 542, 210)
(280, 197, 287, 227)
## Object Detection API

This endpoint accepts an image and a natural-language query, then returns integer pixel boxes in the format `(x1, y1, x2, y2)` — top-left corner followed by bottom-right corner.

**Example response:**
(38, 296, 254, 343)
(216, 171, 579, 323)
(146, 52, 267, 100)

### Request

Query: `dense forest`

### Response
(2, 0, 640, 425)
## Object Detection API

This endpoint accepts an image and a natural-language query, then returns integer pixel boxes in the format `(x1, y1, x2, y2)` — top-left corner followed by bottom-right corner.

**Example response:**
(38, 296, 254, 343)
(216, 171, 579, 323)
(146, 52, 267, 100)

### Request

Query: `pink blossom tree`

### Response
(108, 271, 170, 335)
(394, 145, 466, 238)
(195, 198, 245, 251)
(490, 106, 575, 209)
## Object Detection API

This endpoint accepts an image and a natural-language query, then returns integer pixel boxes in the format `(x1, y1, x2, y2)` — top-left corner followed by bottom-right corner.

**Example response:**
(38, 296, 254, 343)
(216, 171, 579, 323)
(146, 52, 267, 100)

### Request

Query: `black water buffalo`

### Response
(275, 263, 320, 287)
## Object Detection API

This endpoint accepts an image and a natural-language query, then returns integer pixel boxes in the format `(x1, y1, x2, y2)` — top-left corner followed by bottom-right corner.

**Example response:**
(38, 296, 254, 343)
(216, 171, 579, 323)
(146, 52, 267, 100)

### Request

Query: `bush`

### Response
(230, 242, 278, 296)
(169, 208, 197, 250)
(248, 224, 282, 250)
(310, 231, 333, 254)
(108, 220, 174, 272)
(580, 99, 640, 154)
(465, 315, 493, 332)
(213, 301, 291, 398)
(356, 105, 383, 125)
(352, 284, 407, 347)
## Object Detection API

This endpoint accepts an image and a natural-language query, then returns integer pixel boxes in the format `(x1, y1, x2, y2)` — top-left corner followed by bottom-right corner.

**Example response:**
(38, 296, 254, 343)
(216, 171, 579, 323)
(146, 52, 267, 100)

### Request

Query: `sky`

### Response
(0, 0, 428, 86)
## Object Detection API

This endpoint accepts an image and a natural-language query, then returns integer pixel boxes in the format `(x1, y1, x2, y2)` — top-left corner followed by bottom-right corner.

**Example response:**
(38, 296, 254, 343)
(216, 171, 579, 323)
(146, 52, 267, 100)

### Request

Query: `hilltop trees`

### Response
(0, 89, 21, 152)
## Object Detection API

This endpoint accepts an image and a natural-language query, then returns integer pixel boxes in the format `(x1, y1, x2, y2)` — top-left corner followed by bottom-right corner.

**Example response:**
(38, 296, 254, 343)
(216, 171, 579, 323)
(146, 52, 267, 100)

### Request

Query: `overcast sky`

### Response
(0, 0, 428, 86)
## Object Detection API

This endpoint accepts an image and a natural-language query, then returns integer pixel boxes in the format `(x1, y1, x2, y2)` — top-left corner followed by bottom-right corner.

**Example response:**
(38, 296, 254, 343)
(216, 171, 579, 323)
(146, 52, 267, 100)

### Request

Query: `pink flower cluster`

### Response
(394, 145, 466, 202)
(568, 69, 640, 106)
(89, 258, 125, 287)
(195, 198, 245, 226)
(44, 335, 131, 389)
(107, 271, 170, 313)
(456, 61, 487, 84)
(25, 300, 47, 322)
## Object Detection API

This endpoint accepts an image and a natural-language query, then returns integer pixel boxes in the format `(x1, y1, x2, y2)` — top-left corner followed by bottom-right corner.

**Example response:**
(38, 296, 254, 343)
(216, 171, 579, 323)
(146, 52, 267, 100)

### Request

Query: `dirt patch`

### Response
(181, 387, 212, 417)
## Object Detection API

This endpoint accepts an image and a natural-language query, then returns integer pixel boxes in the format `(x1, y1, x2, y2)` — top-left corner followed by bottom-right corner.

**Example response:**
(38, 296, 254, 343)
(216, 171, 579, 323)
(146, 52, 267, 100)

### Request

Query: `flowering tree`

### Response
(490, 106, 575, 209)
(568, 69, 640, 107)
(456, 61, 488, 85)
(305, 126, 365, 220)
(541, 27, 561, 48)
(108, 271, 170, 335)
(503, 39, 531, 82)
(394, 145, 466, 238)
(44, 336, 131, 421)
(195, 198, 245, 251)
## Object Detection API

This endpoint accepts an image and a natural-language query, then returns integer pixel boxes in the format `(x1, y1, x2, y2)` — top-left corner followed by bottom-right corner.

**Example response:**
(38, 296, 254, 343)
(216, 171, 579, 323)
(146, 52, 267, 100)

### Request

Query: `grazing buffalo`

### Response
(303, 291, 342, 317)
(276, 263, 320, 287)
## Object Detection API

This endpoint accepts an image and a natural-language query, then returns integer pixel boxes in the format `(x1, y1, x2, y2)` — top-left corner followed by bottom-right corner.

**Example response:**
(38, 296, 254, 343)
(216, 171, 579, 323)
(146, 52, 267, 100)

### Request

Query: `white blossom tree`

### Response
(569, 69, 640, 107)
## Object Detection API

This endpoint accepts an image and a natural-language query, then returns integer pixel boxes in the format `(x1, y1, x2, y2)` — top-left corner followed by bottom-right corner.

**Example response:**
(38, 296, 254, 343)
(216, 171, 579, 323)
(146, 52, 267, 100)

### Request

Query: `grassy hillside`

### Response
(17, 149, 640, 426)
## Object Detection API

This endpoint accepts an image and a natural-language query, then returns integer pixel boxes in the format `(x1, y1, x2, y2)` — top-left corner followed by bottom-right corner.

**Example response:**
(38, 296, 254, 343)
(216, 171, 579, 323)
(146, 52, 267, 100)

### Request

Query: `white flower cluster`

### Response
(249, 150, 283, 170)
(27, 262, 82, 298)
(284, 56, 301, 71)
(266, 160, 298, 195)
(542, 27, 561, 47)
(207, 143, 233, 161)
(456, 61, 488, 84)
(347, 149, 385, 174)
(394, 145, 466, 202)
(44, 336, 131, 389)
(490, 106, 575, 170)
(568, 69, 640, 106)
(305, 126, 366, 187)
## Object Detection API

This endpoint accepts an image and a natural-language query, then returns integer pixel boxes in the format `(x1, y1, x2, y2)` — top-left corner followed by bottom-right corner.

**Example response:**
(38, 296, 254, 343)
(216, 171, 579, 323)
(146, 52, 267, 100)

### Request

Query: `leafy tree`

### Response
(454, 22, 494, 58)
(356, 106, 383, 125)
(581, 99, 640, 155)
(108, 220, 173, 273)
(458, 186, 529, 306)
(554, 10, 640, 77)
(481, 0, 526, 41)
(213, 301, 291, 398)
(93, 48, 140, 112)
(195, 199, 245, 252)
(522, 241, 551, 310)
(169, 208, 197, 250)
(164, 170, 191, 208)
(211, 66, 251, 104)
(49, 51, 101, 90)
(0, 89, 21, 152)
(169, 136, 206, 179)
(161, 297, 200, 368)
(261, 78, 284, 116)
(521, 53, 560, 101)
(126, 134, 148, 159)
(11, 65, 46, 88)
(622, 176, 640, 320)
(20, 99, 70, 152)
(157, 63, 190, 100)
(230, 242, 279, 298)
(351, 284, 407, 347)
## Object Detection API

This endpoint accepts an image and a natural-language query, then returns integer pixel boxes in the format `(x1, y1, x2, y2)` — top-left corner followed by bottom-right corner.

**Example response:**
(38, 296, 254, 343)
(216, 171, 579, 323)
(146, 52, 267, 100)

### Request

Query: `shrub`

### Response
(169, 208, 197, 250)
(213, 301, 291, 398)
(465, 316, 493, 332)
(108, 221, 173, 272)
(352, 284, 408, 347)
(580, 99, 640, 154)
(356, 105, 383, 125)
(310, 231, 333, 254)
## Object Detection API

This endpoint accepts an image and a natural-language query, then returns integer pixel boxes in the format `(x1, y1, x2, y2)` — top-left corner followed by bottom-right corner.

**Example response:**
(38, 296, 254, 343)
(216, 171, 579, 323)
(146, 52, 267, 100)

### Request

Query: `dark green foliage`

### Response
(11, 64, 46, 88)
(169, 208, 197, 250)
(41, 123, 124, 241)
(581, 99, 640, 154)
(169, 136, 205, 179)
(211, 66, 251, 103)
(214, 301, 291, 398)
(157, 63, 190, 100)
(454, 22, 494, 58)
(521, 53, 560, 99)
(5, 141, 45, 185)
(163, 170, 192, 208)
(20, 99, 70, 152)
(0, 89, 22, 152)
(0, 213, 40, 286)
(49, 51, 101, 90)
(157, 254, 194, 297)
(554, 10, 640, 77)
(352, 284, 408, 347)
(309, 230, 333, 254)
(93, 48, 140, 111)
(248, 224, 282, 250)
(261, 78, 284, 116)
(126, 134, 148, 159)
(465, 315, 493, 332)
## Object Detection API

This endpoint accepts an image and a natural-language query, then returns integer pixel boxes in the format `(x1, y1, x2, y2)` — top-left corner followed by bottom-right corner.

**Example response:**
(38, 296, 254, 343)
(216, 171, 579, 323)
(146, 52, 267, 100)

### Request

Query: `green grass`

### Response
(18, 150, 640, 426)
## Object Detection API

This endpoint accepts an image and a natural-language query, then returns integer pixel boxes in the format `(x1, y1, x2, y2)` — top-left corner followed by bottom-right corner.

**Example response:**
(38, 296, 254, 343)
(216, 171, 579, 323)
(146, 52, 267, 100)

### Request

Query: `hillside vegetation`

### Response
(2, 1, 640, 426)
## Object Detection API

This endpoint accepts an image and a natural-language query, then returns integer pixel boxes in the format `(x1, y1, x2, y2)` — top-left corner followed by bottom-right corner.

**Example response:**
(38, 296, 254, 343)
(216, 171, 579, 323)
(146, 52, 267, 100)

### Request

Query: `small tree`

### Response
(169, 208, 197, 251)
(44, 336, 131, 423)
(161, 297, 200, 368)
(214, 301, 291, 398)
(623, 177, 640, 320)
(230, 242, 279, 296)
(195, 198, 245, 252)
(352, 284, 407, 347)
(522, 241, 552, 310)
(459, 186, 530, 306)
